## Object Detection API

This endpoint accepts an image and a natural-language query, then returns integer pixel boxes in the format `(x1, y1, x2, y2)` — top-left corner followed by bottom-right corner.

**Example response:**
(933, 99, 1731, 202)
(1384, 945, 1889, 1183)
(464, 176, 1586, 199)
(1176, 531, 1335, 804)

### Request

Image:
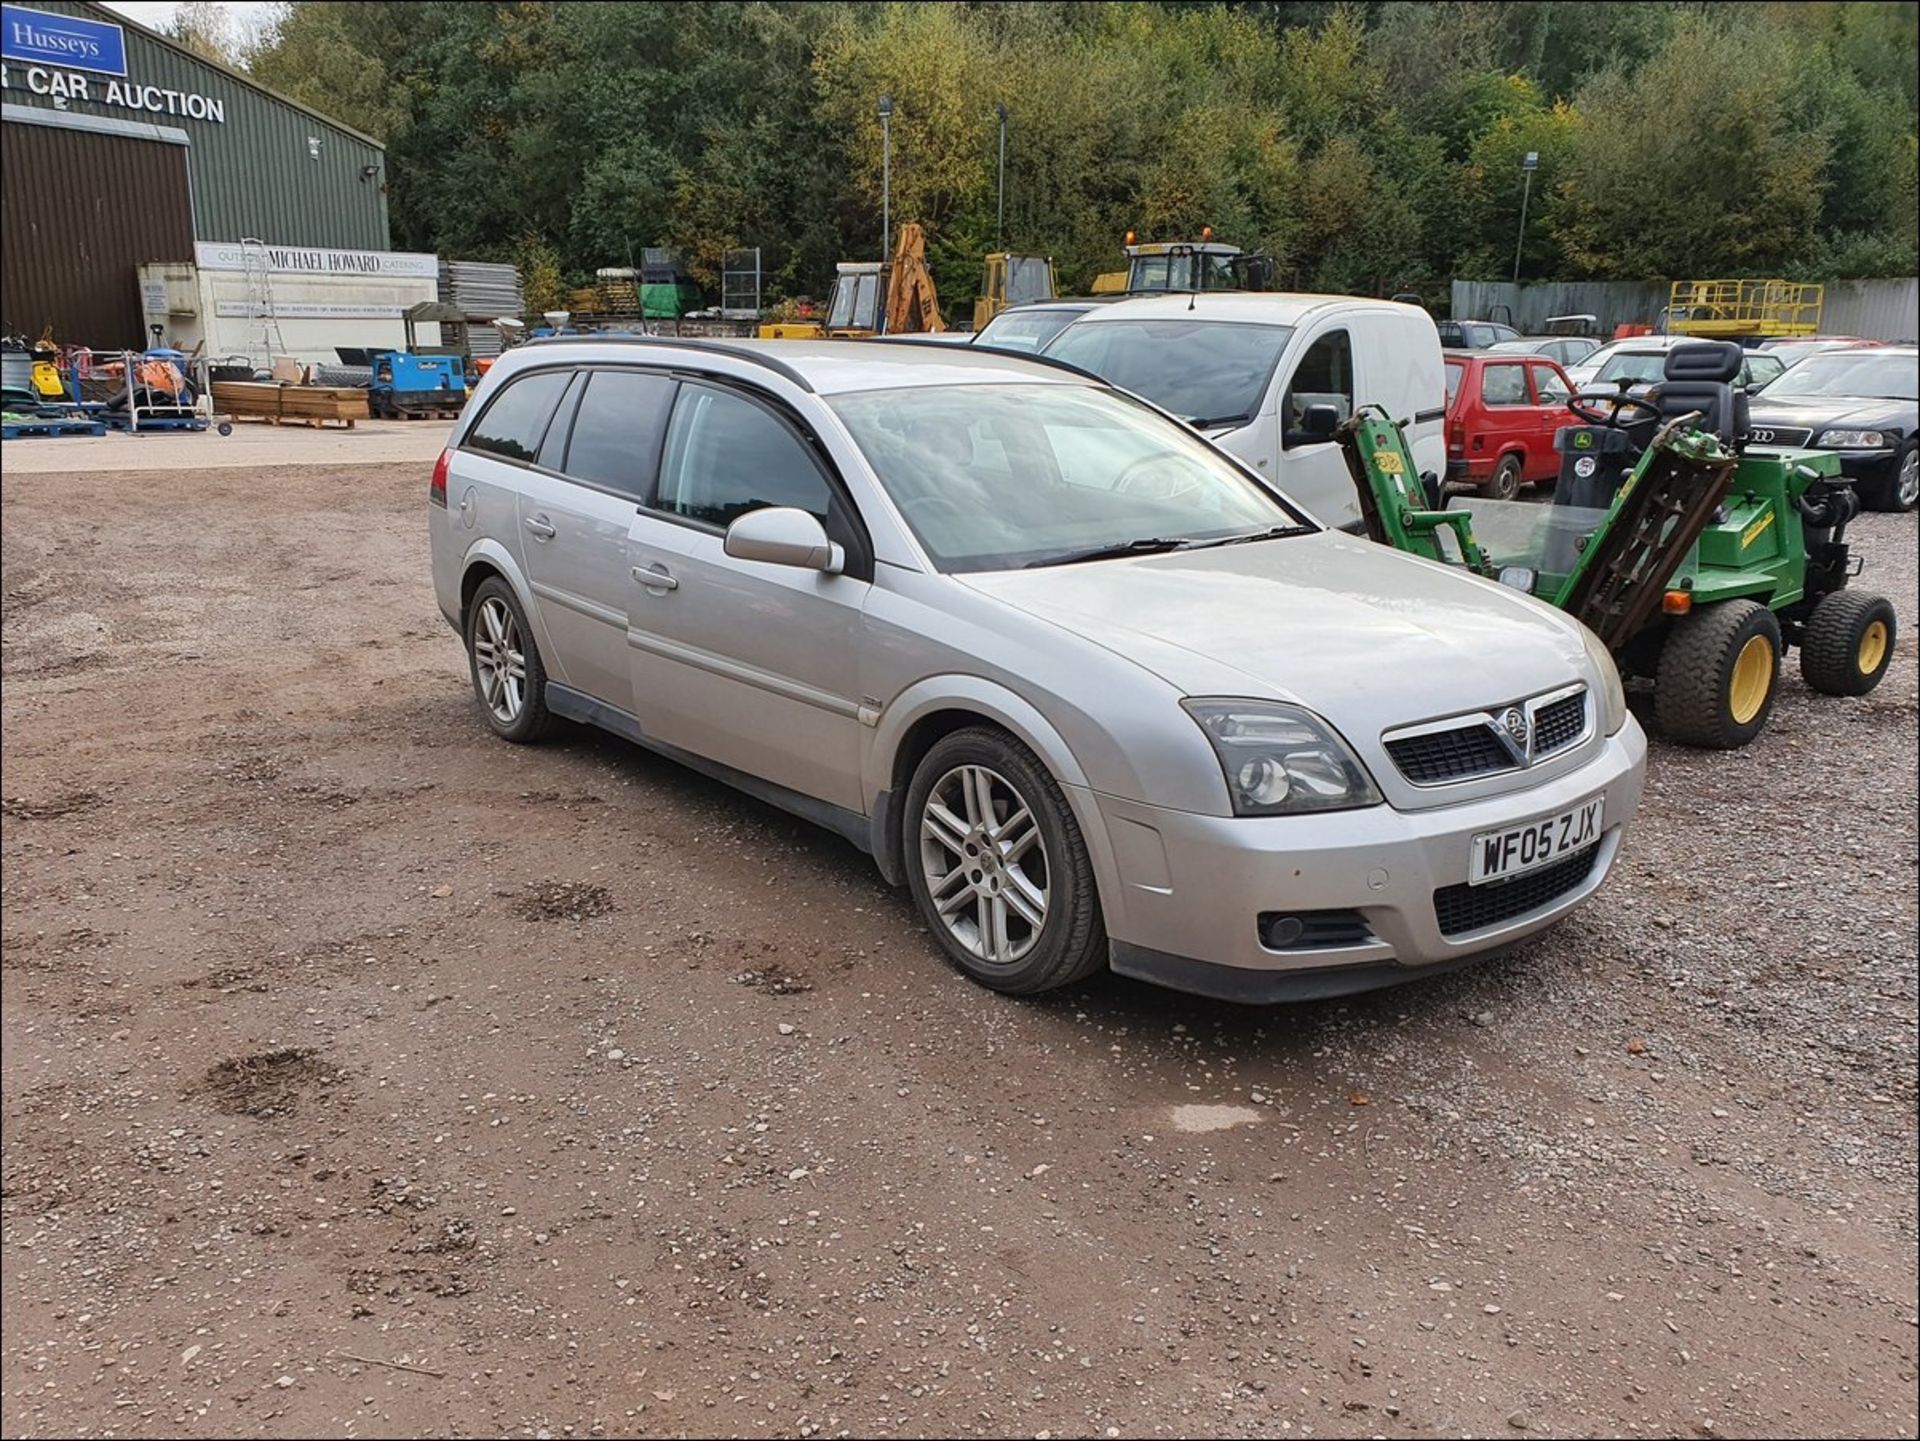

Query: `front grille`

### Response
(1385, 724, 1515, 784)
(1744, 425, 1812, 448)
(1532, 690, 1587, 756)
(1259, 909, 1374, 951)
(1433, 844, 1600, 938)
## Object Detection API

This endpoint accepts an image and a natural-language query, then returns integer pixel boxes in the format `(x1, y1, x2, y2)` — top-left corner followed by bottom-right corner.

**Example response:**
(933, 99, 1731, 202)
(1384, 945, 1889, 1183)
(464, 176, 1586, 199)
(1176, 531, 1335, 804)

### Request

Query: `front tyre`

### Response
(1859, 439, 1917, 513)
(465, 577, 553, 743)
(1654, 600, 1781, 749)
(1800, 590, 1897, 696)
(903, 727, 1107, 995)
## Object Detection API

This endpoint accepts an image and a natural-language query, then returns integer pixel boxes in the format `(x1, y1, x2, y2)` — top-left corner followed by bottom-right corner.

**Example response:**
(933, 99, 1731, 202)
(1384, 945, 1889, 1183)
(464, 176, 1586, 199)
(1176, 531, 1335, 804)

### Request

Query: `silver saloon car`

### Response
(430, 339, 1647, 1002)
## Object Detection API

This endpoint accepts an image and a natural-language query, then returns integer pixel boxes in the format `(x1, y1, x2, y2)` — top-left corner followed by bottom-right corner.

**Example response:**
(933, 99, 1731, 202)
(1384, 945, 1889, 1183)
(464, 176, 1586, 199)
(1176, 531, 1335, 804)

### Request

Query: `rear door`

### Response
(513, 367, 676, 712)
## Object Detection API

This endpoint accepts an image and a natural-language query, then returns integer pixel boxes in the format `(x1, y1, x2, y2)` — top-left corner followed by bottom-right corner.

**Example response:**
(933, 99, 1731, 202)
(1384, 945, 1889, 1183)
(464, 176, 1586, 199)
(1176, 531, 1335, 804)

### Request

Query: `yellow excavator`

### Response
(760, 223, 947, 340)
(972, 253, 1056, 330)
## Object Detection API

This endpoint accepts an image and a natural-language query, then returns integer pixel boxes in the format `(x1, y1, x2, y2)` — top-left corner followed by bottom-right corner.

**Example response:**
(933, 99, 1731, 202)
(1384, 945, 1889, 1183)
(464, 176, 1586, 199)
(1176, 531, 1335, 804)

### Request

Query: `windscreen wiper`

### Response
(1026, 537, 1194, 568)
(1189, 523, 1319, 550)
(1186, 413, 1252, 429)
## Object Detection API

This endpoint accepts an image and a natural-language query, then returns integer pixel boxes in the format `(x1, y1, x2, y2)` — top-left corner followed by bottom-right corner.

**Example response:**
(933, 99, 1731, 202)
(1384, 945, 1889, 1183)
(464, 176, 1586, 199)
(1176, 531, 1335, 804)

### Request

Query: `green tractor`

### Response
(1335, 340, 1897, 749)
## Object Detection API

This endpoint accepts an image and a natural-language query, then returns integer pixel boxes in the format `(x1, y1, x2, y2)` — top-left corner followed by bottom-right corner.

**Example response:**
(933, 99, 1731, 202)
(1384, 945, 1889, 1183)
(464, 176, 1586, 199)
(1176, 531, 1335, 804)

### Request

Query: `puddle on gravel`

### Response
(1168, 1103, 1263, 1133)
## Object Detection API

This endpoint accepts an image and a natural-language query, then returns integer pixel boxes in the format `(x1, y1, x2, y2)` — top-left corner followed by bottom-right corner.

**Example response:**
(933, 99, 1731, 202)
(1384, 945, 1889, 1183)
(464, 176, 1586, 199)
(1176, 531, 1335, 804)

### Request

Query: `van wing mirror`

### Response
(1301, 403, 1341, 440)
(723, 506, 845, 574)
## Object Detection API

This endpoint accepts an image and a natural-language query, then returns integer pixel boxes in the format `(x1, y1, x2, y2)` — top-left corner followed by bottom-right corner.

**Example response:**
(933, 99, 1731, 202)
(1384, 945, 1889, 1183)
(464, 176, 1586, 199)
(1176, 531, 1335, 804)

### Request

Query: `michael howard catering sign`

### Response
(2, 4, 127, 77)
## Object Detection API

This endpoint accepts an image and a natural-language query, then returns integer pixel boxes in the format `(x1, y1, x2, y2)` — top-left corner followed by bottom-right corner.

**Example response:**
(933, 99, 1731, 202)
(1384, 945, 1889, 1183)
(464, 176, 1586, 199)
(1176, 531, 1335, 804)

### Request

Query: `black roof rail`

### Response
(864, 333, 1110, 386)
(519, 332, 815, 393)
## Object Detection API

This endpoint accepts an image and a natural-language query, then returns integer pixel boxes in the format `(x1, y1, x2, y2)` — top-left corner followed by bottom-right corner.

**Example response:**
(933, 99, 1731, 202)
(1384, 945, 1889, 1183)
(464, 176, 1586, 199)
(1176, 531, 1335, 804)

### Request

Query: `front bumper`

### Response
(1092, 720, 1648, 1002)
(1821, 446, 1898, 483)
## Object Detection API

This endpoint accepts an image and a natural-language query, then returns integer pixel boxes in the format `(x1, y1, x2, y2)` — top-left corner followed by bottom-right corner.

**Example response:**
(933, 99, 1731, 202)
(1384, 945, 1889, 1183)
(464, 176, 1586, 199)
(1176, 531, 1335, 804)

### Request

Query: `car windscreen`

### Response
(976, 308, 1081, 353)
(1042, 319, 1293, 427)
(1759, 351, 1917, 401)
(1593, 351, 1670, 385)
(828, 382, 1301, 573)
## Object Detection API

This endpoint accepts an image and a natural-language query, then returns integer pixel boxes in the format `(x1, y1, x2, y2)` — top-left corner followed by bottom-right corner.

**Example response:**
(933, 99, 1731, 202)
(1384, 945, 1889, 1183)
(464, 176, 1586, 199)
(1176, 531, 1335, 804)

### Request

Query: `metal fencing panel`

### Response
(722, 248, 762, 320)
(1452, 277, 1918, 341)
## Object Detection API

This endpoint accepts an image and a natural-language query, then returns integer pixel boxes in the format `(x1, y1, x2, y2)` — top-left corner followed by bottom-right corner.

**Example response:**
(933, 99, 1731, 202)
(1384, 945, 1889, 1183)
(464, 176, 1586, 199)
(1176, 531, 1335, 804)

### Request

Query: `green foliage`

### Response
(244, 0, 1920, 311)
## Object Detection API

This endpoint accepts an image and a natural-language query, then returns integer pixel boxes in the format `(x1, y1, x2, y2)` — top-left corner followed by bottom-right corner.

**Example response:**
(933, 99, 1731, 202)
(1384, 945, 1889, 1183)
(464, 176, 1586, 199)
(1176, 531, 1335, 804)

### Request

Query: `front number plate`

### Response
(1469, 796, 1603, 886)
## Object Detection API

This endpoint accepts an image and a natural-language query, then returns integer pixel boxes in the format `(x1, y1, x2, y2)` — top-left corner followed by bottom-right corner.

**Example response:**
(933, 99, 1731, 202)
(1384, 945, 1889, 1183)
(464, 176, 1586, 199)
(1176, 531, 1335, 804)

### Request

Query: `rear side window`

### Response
(464, 369, 571, 463)
(563, 369, 676, 500)
(1480, 363, 1529, 405)
(1444, 361, 1464, 403)
(656, 383, 832, 529)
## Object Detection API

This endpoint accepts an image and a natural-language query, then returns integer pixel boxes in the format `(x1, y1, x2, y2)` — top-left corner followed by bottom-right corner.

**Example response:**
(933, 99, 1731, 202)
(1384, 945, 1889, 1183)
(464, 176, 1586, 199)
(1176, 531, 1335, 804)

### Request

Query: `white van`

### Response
(1044, 293, 1449, 528)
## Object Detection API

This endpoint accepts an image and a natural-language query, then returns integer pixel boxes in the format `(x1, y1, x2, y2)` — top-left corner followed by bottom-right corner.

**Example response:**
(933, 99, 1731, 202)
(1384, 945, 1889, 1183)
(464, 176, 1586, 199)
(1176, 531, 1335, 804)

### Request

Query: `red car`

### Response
(1443, 350, 1576, 499)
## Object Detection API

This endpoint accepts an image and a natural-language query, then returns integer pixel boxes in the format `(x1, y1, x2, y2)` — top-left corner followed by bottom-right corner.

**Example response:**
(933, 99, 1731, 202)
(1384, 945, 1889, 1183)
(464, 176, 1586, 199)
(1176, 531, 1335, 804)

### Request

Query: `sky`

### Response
(100, 1, 285, 50)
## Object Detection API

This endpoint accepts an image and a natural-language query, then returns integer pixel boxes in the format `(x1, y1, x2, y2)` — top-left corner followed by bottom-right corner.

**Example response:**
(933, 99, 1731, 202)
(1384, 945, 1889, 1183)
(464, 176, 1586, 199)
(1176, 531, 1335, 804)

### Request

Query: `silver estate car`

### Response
(430, 339, 1647, 1002)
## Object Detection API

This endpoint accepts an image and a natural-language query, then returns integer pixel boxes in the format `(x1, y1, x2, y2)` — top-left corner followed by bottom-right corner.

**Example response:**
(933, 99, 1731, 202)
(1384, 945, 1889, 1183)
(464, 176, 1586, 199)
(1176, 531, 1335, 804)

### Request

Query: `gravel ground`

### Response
(2, 461, 1915, 1440)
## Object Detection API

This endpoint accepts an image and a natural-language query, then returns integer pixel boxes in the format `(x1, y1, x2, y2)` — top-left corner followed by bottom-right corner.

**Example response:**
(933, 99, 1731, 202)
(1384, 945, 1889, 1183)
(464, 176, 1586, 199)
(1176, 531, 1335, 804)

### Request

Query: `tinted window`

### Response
(465, 369, 571, 462)
(1481, 362, 1529, 405)
(656, 384, 831, 529)
(1530, 364, 1571, 402)
(1283, 329, 1353, 440)
(563, 369, 676, 499)
(535, 372, 585, 471)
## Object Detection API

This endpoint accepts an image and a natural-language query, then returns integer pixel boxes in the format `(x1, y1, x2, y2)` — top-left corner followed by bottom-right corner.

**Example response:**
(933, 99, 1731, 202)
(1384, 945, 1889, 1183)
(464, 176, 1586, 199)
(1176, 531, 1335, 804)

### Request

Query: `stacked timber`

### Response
(212, 381, 368, 429)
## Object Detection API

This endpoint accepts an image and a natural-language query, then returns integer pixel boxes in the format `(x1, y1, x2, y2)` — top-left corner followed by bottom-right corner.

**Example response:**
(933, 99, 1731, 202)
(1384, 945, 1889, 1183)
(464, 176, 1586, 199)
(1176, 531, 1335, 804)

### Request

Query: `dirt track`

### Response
(3, 460, 1916, 1439)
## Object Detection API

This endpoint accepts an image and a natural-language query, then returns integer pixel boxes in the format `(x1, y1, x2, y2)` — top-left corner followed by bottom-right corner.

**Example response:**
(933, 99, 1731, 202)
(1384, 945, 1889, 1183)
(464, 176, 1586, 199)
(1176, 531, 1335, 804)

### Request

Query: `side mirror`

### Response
(723, 506, 844, 575)
(1302, 403, 1341, 439)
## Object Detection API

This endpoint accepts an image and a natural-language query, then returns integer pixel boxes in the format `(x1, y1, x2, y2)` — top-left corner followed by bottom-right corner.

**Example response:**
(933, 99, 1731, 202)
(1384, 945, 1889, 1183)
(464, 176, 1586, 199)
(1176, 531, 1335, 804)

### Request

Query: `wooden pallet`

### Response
(211, 381, 369, 427)
(228, 412, 358, 430)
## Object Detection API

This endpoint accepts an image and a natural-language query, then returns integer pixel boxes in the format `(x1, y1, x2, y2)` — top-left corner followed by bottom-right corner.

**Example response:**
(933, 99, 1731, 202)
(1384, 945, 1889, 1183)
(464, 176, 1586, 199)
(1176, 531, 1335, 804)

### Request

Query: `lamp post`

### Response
(995, 102, 1008, 252)
(1512, 150, 1538, 286)
(877, 93, 894, 259)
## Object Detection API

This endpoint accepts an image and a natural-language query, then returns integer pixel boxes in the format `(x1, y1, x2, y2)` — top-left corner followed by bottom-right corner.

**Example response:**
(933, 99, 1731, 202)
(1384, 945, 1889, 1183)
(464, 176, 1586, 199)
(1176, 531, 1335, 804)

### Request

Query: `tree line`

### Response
(200, 1, 1919, 314)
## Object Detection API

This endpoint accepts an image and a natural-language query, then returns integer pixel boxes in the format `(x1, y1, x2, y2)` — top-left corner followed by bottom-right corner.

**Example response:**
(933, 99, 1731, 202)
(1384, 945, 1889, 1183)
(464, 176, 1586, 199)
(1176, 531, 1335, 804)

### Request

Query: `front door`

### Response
(626, 381, 871, 814)
(1525, 362, 1574, 481)
(1275, 326, 1357, 526)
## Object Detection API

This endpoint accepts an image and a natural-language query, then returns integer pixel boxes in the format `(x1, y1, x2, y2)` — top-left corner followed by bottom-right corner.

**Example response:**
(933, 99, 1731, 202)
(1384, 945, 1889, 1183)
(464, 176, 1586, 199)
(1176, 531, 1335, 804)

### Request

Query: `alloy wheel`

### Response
(472, 596, 526, 724)
(918, 764, 1050, 966)
(1899, 448, 1919, 508)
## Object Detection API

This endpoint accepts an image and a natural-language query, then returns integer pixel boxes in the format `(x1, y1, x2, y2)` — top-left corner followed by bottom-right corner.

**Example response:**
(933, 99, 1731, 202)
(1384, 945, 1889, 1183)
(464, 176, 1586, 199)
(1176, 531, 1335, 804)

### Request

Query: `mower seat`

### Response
(1649, 341, 1747, 446)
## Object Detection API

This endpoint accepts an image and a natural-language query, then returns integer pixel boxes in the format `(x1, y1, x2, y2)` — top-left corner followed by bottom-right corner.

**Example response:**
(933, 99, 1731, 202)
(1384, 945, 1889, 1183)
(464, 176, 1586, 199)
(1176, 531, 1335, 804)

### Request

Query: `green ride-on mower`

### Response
(1334, 340, 1897, 749)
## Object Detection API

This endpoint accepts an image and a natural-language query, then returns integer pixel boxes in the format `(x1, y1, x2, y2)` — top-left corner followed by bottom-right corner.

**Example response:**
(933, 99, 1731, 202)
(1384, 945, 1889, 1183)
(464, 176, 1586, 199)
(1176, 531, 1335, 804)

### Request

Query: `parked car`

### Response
(1443, 350, 1577, 498)
(1564, 335, 1787, 393)
(1042, 292, 1449, 529)
(1435, 318, 1522, 349)
(1485, 335, 1601, 368)
(972, 300, 1111, 353)
(431, 338, 1646, 1002)
(1755, 336, 1882, 369)
(1747, 344, 1919, 512)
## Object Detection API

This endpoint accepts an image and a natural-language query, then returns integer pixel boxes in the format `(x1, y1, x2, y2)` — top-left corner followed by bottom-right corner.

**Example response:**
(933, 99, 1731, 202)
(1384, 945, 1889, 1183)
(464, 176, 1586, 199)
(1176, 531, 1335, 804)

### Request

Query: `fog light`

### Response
(1264, 914, 1306, 947)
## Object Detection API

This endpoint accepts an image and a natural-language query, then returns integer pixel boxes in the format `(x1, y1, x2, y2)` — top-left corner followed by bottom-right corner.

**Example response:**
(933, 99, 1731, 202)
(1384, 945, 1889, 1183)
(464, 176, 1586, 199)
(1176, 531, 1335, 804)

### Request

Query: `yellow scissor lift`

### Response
(1665, 279, 1823, 338)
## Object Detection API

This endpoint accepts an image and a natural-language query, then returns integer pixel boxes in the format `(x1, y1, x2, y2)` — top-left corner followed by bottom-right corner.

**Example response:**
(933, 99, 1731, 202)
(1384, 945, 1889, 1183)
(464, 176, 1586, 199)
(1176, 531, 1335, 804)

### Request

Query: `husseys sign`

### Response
(1, 3, 228, 123)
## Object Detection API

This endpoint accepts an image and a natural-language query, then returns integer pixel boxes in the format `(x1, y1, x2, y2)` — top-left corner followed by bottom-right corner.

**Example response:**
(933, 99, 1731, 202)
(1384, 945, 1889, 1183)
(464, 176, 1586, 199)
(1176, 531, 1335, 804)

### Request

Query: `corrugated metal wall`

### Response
(1452, 278, 1920, 342)
(1, 120, 194, 343)
(3, 0, 388, 249)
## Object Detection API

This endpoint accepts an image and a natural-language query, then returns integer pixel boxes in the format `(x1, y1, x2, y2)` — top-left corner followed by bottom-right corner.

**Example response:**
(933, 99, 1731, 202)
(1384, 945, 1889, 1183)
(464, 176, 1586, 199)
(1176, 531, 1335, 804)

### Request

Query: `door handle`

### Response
(632, 564, 679, 592)
(523, 515, 556, 541)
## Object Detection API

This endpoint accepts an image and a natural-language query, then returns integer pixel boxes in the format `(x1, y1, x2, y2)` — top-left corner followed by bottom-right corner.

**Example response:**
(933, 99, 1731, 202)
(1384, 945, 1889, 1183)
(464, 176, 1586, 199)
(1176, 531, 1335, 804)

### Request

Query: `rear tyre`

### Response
(1858, 440, 1917, 513)
(464, 577, 553, 743)
(902, 727, 1107, 996)
(1483, 454, 1523, 501)
(1799, 590, 1897, 696)
(1654, 600, 1781, 749)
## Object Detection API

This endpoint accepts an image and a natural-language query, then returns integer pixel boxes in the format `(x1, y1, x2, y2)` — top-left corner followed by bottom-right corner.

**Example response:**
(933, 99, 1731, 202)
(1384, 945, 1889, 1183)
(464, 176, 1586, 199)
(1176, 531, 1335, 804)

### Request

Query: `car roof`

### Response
(509, 334, 1087, 395)
(1065, 291, 1420, 327)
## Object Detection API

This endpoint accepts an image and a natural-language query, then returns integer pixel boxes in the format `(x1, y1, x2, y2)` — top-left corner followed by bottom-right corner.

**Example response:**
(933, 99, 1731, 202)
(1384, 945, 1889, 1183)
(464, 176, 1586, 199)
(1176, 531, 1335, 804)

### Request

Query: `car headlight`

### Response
(1817, 429, 1886, 448)
(1182, 700, 1382, 815)
(1579, 625, 1627, 736)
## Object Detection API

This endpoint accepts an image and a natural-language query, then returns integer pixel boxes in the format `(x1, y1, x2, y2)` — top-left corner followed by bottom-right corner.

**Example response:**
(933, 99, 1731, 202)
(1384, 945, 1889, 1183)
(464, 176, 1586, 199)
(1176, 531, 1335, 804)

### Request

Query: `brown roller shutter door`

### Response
(1, 121, 196, 347)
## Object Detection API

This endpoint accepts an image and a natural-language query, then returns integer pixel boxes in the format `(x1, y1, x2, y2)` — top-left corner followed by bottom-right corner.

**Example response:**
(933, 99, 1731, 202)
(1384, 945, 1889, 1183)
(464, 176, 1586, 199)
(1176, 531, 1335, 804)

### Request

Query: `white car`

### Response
(1043, 293, 1449, 530)
(1564, 335, 1788, 393)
